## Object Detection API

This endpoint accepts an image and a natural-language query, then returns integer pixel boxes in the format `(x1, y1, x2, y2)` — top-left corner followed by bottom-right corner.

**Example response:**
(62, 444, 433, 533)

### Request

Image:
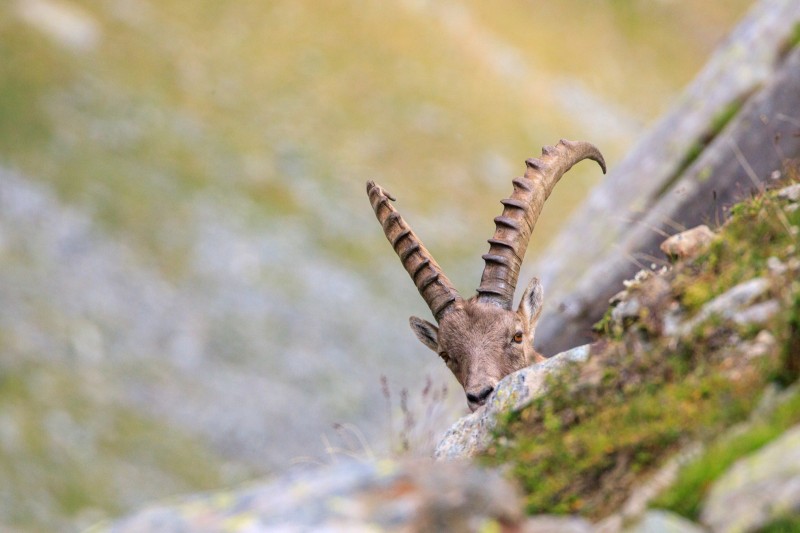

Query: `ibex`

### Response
(367, 140, 605, 411)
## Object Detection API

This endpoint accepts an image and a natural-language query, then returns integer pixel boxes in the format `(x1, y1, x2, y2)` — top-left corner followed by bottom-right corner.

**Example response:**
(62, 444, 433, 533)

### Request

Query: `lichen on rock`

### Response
(433, 344, 591, 460)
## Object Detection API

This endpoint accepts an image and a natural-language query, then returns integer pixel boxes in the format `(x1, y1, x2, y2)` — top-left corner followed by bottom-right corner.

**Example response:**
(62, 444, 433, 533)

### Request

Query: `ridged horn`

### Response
(367, 180, 463, 321)
(476, 139, 606, 308)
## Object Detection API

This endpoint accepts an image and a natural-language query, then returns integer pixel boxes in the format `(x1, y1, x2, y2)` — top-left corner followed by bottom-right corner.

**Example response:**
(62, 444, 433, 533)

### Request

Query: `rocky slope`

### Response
(95, 182, 800, 531)
(0, 1, 790, 530)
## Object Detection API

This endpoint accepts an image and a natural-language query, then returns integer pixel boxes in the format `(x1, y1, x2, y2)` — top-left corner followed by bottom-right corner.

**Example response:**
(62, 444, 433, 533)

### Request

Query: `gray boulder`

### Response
(701, 424, 800, 533)
(91, 459, 523, 533)
(434, 344, 590, 460)
(522, 515, 594, 533)
(624, 510, 708, 533)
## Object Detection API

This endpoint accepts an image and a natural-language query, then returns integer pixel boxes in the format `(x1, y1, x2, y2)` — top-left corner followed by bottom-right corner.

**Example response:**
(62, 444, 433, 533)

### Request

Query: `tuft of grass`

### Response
(379, 374, 454, 457)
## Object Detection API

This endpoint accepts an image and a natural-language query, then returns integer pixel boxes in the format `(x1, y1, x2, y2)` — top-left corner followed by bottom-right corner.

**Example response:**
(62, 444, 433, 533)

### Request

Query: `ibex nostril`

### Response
(467, 386, 494, 405)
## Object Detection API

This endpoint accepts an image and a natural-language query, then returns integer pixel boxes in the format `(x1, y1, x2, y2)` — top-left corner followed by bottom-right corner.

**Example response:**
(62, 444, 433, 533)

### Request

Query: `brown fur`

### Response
(410, 277, 546, 411)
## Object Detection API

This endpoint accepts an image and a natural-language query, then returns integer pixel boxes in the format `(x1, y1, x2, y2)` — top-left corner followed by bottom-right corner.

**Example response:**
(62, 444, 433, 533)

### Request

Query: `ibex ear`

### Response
(409, 316, 439, 351)
(518, 277, 544, 328)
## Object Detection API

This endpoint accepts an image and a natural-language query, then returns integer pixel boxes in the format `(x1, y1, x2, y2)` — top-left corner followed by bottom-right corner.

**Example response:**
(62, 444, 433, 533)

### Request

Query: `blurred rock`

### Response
(624, 510, 707, 533)
(15, 0, 101, 51)
(92, 459, 523, 533)
(740, 330, 778, 361)
(777, 183, 800, 202)
(523, 515, 594, 533)
(660, 225, 715, 262)
(665, 278, 772, 338)
(618, 443, 705, 525)
(701, 424, 800, 533)
(610, 270, 673, 336)
(767, 256, 788, 275)
(434, 344, 591, 460)
(731, 300, 781, 327)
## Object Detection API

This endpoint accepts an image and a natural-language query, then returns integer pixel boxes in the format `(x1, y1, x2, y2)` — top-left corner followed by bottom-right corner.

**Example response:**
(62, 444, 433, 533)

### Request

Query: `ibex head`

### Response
(367, 140, 605, 411)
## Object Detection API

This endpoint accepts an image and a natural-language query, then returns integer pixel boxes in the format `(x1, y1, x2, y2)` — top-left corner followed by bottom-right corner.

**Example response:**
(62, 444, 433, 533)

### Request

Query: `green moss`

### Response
(674, 190, 798, 316)
(708, 101, 742, 138)
(592, 307, 622, 340)
(758, 513, 800, 533)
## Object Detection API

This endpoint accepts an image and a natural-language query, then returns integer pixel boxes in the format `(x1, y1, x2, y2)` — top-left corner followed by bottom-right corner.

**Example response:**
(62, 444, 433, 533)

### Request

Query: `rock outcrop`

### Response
(433, 344, 591, 460)
(533, 0, 800, 354)
(95, 353, 800, 533)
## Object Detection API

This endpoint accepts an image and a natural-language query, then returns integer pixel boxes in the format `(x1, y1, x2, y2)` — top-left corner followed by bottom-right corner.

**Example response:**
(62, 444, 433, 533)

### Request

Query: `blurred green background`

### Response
(0, 0, 751, 530)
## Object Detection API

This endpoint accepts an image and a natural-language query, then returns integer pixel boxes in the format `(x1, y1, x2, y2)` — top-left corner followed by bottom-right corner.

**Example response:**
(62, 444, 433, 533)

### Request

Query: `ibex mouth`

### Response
(468, 400, 488, 413)
(466, 385, 494, 411)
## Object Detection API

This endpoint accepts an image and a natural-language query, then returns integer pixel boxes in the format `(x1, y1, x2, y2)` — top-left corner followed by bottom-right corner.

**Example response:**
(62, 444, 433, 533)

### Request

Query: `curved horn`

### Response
(476, 139, 606, 308)
(367, 180, 463, 321)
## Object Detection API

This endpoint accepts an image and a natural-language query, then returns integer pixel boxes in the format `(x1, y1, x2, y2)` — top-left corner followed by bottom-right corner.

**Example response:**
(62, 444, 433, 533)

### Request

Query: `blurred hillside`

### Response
(0, 0, 752, 530)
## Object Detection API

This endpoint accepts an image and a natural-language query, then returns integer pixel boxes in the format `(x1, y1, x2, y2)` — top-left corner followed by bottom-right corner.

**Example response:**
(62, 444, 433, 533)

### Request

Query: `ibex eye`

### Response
(512, 332, 524, 344)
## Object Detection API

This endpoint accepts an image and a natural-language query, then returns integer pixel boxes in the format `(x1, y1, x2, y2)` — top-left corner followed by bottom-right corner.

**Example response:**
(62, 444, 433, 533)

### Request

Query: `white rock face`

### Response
(94, 459, 524, 533)
(434, 344, 591, 460)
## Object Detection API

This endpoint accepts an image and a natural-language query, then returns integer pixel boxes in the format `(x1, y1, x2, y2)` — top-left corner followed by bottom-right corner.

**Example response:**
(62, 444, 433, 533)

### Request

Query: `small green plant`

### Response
(592, 307, 622, 340)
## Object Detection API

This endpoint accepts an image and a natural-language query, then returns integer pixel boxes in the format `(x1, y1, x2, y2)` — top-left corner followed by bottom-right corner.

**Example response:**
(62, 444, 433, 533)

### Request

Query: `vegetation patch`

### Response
(758, 513, 800, 533)
(481, 182, 800, 520)
(652, 385, 800, 519)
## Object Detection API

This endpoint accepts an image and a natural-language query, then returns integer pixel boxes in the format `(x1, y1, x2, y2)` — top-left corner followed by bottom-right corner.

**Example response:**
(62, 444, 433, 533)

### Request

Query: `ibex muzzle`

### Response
(367, 140, 605, 411)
